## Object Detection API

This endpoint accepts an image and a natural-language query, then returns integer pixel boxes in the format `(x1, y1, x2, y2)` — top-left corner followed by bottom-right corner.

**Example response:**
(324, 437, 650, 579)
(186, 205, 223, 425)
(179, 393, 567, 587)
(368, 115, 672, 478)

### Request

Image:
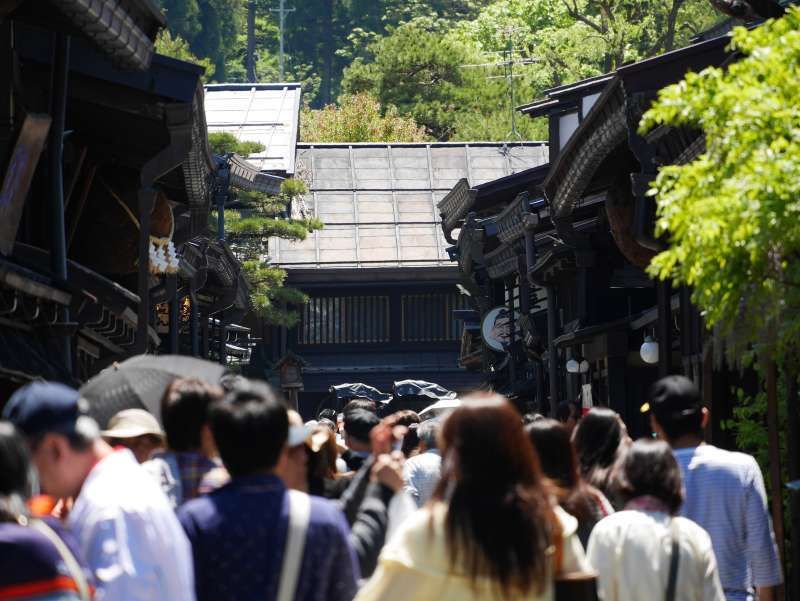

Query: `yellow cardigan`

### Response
(355, 502, 589, 601)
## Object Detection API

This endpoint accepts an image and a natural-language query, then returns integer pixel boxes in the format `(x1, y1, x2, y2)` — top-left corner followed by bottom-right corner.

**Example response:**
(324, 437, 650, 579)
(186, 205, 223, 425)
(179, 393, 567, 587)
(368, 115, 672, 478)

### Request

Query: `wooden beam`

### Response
(63, 145, 87, 209)
(67, 161, 96, 249)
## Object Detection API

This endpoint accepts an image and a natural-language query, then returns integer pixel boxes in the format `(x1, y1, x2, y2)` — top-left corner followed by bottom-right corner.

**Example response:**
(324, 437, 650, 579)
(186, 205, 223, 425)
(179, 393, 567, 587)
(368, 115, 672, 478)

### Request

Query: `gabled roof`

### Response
(204, 83, 302, 175)
(271, 142, 548, 270)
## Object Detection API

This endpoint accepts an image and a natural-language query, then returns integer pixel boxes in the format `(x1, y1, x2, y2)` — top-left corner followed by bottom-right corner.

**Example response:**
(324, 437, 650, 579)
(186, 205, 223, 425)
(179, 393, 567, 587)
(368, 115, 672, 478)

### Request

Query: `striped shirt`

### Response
(674, 445, 783, 601)
(403, 449, 441, 508)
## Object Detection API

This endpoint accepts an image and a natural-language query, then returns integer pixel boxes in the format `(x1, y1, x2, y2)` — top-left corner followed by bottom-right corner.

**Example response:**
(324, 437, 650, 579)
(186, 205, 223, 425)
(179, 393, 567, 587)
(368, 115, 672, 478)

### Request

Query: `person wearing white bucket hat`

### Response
(101, 408, 165, 463)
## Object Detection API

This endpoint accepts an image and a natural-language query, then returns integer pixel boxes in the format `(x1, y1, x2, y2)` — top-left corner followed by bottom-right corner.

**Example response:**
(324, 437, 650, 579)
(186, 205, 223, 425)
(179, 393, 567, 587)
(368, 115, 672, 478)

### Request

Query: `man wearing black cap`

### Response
(3, 381, 195, 601)
(645, 375, 782, 601)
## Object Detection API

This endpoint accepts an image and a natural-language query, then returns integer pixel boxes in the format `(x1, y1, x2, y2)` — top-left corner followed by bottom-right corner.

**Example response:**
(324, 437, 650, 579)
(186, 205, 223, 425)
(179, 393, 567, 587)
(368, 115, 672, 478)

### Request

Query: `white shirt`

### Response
(587, 509, 724, 601)
(402, 449, 441, 507)
(68, 449, 195, 601)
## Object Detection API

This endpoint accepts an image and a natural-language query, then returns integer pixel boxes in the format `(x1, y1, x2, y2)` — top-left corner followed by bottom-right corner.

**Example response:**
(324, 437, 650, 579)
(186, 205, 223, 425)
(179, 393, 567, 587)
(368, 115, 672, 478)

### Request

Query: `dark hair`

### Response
(209, 384, 288, 477)
(390, 409, 421, 428)
(526, 419, 597, 523)
(343, 408, 379, 443)
(343, 399, 377, 415)
(432, 394, 559, 598)
(0, 422, 31, 522)
(556, 401, 579, 423)
(617, 439, 683, 514)
(401, 422, 419, 457)
(654, 410, 703, 441)
(572, 407, 625, 493)
(162, 378, 224, 452)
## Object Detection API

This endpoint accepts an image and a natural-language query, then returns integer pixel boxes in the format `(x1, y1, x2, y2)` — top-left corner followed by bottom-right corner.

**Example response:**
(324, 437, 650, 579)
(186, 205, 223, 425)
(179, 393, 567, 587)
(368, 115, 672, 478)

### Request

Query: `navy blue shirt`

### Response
(178, 474, 360, 601)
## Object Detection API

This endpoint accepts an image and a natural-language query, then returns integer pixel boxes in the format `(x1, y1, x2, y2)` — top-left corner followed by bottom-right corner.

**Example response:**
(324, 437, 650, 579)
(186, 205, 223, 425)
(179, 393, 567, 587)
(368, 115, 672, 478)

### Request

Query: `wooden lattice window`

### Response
(298, 296, 389, 345)
(401, 293, 470, 342)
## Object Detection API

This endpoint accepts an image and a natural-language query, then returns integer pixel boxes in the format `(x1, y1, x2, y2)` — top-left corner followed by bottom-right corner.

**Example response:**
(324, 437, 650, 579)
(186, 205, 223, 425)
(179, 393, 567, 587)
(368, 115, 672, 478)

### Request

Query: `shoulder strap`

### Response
(665, 519, 680, 601)
(277, 489, 311, 601)
(29, 519, 92, 601)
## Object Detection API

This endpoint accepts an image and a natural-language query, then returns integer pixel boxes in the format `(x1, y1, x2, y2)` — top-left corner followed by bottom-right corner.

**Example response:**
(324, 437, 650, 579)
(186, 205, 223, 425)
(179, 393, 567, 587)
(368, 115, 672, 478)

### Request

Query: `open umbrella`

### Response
(80, 355, 228, 428)
(418, 398, 461, 419)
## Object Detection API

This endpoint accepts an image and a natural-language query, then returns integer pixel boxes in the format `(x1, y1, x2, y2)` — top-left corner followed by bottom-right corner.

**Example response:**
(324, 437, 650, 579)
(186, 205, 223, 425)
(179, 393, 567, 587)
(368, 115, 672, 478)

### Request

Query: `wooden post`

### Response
(168, 277, 179, 354)
(135, 188, 154, 353)
(49, 32, 72, 373)
(546, 285, 559, 417)
(766, 360, 786, 599)
(786, 369, 800, 600)
(657, 279, 671, 377)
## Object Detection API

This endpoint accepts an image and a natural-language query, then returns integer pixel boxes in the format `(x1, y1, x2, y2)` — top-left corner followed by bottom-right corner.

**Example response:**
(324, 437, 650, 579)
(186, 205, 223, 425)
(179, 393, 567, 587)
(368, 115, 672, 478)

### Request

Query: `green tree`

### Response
(157, 0, 202, 42)
(154, 29, 215, 80)
(300, 93, 428, 142)
(342, 19, 550, 140)
(223, 179, 323, 326)
(207, 131, 266, 156)
(641, 8, 800, 361)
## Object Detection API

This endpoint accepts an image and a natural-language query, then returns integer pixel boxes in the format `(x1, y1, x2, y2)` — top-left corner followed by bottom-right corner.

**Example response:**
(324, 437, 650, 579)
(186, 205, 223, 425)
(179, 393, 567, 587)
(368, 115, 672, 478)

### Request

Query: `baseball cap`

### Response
(101, 409, 165, 440)
(2, 382, 87, 438)
(640, 375, 701, 418)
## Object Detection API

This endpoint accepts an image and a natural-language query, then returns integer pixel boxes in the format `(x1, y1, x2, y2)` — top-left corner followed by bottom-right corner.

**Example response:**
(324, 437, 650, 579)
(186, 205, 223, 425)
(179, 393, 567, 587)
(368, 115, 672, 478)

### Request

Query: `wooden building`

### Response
(0, 2, 252, 395)
(264, 142, 549, 416)
(441, 34, 735, 434)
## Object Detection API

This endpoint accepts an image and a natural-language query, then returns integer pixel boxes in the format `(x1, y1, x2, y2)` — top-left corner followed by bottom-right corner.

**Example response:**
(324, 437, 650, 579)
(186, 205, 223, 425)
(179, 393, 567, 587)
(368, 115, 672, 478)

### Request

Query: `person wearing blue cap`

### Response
(3, 381, 196, 601)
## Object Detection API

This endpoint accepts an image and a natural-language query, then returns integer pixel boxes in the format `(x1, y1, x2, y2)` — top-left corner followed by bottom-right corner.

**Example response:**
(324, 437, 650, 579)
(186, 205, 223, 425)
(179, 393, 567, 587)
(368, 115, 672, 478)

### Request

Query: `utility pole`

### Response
(459, 26, 537, 140)
(271, 0, 294, 81)
(246, 0, 256, 82)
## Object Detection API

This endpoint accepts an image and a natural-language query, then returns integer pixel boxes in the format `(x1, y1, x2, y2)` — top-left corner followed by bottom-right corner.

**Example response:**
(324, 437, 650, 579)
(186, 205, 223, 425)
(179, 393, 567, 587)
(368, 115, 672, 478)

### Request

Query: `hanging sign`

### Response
(481, 306, 511, 352)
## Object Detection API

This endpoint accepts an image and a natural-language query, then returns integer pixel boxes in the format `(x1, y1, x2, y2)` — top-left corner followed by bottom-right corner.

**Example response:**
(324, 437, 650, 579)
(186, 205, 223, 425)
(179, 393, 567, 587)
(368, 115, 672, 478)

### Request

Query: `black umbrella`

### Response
(79, 355, 228, 428)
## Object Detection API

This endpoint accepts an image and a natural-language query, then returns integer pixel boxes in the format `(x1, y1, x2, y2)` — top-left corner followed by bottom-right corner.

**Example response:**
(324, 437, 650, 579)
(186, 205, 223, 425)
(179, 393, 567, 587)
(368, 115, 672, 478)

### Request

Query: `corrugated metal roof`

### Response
(204, 83, 301, 175)
(272, 142, 548, 269)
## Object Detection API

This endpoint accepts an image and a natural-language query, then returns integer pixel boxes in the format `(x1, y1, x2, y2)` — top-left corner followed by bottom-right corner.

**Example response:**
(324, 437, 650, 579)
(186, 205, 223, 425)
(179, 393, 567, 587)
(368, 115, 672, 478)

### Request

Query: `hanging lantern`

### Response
(640, 336, 659, 364)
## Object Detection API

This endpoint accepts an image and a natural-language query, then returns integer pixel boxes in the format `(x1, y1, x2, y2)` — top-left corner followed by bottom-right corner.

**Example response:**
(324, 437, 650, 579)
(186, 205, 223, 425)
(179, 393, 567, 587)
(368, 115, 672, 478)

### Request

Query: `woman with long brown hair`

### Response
(355, 394, 588, 601)
(526, 419, 614, 548)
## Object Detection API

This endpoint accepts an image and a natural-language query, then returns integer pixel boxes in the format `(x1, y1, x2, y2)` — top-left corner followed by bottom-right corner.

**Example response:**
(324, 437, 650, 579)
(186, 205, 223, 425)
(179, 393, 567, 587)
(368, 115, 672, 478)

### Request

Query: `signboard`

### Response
(0, 114, 52, 255)
(481, 306, 511, 352)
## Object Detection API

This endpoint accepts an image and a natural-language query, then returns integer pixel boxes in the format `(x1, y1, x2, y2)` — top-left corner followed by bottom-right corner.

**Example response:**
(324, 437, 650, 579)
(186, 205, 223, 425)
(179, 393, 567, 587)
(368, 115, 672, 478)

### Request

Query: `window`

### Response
(401, 293, 470, 342)
(559, 111, 580, 149)
(298, 296, 389, 345)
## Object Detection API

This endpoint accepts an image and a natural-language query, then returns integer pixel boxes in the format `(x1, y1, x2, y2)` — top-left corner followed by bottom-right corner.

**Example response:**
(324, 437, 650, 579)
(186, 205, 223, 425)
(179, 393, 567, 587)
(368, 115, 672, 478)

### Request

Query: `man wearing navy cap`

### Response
(3, 381, 195, 601)
(645, 375, 782, 601)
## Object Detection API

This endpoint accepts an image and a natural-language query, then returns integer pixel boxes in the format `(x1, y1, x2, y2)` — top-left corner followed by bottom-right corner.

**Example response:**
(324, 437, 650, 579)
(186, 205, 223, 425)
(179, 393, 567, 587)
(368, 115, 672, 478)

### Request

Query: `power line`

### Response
(460, 27, 536, 140)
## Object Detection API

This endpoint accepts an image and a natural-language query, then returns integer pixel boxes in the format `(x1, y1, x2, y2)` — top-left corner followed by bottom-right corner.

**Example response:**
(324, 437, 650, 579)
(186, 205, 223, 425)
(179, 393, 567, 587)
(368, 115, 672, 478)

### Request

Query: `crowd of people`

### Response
(0, 371, 784, 601)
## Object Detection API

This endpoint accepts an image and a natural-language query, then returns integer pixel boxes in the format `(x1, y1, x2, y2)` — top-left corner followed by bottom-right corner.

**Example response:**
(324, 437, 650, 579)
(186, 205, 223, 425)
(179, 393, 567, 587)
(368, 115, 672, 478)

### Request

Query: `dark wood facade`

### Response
(441, 34, 735, 435)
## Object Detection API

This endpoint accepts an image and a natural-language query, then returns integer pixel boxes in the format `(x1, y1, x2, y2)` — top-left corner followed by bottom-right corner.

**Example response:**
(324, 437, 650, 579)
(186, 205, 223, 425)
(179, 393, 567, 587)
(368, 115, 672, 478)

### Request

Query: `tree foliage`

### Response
(641, 8, 800, 362)
(300, 93, 428, 142)
(207, 132, 266, 156)
(155, 29, 216, 80)
(223, 177, 323, 327)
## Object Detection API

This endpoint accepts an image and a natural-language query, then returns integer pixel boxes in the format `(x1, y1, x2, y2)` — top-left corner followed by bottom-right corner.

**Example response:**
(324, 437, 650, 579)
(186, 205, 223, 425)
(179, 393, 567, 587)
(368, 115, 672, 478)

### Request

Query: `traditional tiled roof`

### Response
(271, 142, 548, 269)
(204, 83, 302, 175)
